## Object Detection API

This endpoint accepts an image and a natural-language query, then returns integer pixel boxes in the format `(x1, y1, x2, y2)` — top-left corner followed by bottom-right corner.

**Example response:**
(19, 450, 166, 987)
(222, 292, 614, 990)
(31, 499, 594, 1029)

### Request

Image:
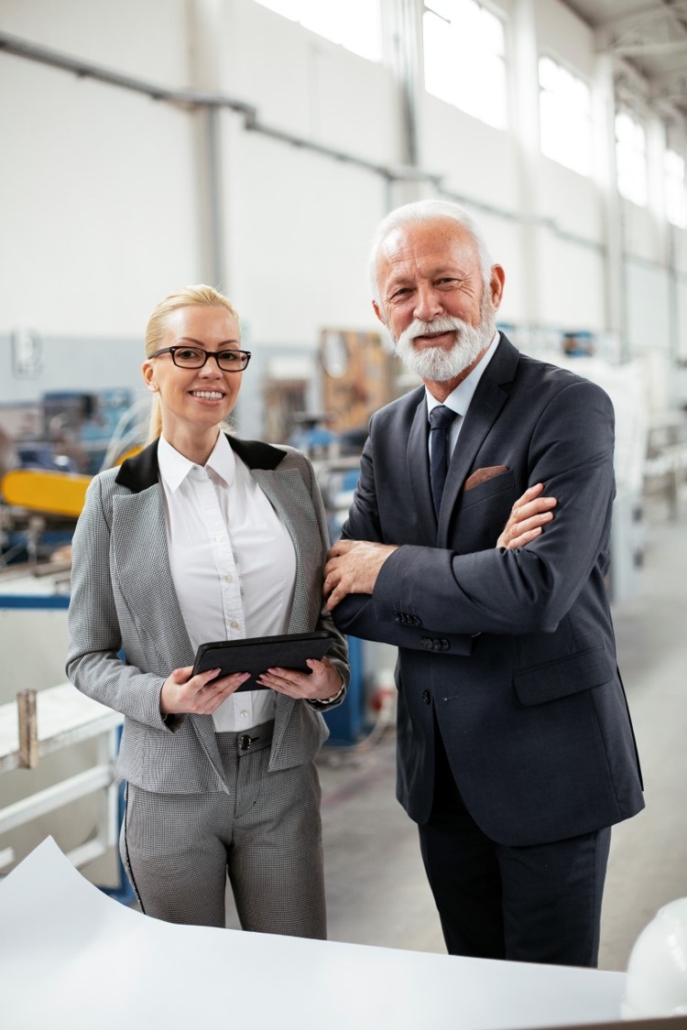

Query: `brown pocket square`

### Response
(464, 465, 509, 491)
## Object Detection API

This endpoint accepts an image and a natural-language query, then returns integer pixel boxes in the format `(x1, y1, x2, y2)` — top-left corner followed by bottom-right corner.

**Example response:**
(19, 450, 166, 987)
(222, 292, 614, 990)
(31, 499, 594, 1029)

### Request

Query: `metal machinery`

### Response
(0, 388, 149, 888)
(0, 388, 149, 564)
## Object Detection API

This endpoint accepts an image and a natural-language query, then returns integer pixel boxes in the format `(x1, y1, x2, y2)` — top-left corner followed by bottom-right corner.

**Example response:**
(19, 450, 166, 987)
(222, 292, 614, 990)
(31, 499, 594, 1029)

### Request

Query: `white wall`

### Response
(0, 0, 685, 372)
(0, 0, 203, 336)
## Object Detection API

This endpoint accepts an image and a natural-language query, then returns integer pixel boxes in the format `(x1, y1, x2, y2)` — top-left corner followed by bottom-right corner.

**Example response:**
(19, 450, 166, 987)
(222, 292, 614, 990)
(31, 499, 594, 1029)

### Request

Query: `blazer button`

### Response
(421, 689, 431, 705)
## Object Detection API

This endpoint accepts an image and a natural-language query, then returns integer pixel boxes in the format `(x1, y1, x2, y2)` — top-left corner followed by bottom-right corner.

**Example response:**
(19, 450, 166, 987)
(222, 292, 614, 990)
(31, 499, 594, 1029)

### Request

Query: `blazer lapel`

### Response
(407, 394, 438, 545)
(250, 464, 326, 761)
(115, 443, 227, 786)
(111, 487, 193, 670)
(251, 468, 320, 631)
(437, 335, 519, 545)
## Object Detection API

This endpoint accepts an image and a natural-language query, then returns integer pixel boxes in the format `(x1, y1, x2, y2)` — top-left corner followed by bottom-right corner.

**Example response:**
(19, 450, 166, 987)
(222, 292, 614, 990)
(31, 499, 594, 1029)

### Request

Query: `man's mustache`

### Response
(396, 317, 470, 348)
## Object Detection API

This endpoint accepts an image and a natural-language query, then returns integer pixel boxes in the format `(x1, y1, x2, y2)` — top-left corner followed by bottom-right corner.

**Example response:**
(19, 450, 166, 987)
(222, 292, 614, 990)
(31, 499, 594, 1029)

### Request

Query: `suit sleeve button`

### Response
(421, 690, 431, 705)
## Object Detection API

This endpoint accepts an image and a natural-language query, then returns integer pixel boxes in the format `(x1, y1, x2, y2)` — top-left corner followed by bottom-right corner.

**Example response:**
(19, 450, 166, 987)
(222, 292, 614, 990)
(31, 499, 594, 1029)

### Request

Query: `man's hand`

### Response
(497, 483, 556, 549)
(324, 539, 398, 611)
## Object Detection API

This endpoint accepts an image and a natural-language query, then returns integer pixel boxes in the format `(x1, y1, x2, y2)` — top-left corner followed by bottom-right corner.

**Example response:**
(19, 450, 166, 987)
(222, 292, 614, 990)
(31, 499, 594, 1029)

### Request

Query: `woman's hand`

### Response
(497, 483, 557, 550)
(256, 656, 343, 703)
(160, 665, 251, 716)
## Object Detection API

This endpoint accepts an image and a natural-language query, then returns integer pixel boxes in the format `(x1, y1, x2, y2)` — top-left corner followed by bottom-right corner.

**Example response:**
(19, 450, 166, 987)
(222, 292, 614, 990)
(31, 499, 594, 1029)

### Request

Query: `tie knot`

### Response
(429, 405, 458, 431)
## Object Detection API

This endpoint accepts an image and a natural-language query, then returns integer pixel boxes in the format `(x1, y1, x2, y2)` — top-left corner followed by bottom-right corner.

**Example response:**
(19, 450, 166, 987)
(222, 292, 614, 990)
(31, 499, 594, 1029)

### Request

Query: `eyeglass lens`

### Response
(172, 347, 249, 371)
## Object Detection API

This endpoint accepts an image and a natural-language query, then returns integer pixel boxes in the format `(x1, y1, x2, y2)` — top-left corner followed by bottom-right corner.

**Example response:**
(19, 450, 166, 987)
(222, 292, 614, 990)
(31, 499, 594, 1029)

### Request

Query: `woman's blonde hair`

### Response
(145, 285, 239, 442)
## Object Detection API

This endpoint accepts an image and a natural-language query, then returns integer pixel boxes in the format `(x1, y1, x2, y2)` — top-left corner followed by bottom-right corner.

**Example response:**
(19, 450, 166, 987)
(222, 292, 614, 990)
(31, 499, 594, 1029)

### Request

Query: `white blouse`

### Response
(157, 433, 297, 732)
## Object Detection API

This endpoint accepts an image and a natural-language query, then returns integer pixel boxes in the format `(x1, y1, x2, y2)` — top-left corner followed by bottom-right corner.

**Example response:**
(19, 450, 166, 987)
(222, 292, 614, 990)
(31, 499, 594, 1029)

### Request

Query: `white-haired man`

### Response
(324, 200, 644, 966)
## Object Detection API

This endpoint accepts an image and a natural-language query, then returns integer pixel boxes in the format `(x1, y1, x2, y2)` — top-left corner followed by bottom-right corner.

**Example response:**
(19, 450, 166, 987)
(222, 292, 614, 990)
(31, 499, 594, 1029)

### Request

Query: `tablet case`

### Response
(192, 631, 333, 690)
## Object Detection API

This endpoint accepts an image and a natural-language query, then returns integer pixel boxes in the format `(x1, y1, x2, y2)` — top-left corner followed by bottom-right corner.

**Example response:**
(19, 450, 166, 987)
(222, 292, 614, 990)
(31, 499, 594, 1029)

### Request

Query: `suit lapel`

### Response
(407, 392, 438, 545)
(437, 336, 519, 545)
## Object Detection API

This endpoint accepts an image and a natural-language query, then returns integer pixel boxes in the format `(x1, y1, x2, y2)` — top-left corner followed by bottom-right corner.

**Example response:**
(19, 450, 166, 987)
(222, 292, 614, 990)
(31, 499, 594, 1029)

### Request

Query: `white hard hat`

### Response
(622, 897, 687, 1018)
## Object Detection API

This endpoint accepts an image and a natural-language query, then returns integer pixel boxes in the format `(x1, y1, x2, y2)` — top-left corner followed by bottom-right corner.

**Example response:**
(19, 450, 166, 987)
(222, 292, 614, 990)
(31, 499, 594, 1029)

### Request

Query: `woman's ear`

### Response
(142, 361, 157, 390)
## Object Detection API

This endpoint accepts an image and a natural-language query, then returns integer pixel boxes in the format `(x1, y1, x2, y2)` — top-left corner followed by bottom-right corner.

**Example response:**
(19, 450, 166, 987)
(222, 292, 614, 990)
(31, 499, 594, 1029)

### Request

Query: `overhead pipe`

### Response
(0, 29, 604, 253)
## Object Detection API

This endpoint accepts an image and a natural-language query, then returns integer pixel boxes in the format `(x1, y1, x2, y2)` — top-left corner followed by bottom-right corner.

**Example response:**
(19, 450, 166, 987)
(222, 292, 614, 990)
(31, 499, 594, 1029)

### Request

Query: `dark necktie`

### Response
(429, 405, 458, 516)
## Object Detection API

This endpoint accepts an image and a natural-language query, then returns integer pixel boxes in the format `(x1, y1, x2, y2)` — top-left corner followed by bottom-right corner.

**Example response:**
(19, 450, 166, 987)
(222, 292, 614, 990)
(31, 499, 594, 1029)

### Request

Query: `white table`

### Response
(0, 685, 123, 874)
(0, 838, 627, 1030)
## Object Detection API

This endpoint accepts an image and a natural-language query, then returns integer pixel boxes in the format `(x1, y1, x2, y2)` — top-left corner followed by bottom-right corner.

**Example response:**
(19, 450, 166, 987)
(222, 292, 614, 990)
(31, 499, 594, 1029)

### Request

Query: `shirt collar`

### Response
(426, 331, 501, 419)
(157, 432, 236, 492)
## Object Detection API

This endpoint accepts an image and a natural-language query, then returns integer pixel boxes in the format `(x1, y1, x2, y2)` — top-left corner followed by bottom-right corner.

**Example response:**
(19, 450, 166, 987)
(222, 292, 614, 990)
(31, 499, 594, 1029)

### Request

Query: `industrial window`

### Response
(665, 149, 687, 228)
(615, 112, 647, 206)
(538, 57, 592, 177)
(253, 0, 382, 62)
(423, 0, 508, 130)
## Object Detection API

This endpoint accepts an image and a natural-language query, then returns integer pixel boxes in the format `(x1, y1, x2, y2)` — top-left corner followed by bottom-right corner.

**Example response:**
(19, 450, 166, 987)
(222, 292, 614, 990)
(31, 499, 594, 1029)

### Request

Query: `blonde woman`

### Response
(67, 286, 349, 937)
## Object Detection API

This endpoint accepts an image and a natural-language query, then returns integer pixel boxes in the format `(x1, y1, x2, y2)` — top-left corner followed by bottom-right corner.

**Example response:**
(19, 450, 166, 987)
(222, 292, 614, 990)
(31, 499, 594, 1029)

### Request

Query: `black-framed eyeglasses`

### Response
(149, 345, 251, 372)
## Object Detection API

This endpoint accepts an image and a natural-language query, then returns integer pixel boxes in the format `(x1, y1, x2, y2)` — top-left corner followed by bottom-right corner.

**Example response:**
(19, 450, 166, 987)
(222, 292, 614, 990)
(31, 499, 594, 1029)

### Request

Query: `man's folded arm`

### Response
(337, 379, 616, 641)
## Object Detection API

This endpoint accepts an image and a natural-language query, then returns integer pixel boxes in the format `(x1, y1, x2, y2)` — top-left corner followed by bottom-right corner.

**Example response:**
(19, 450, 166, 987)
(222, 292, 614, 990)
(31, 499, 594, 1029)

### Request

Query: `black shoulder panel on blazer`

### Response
(114, 434, 287, 494)
(228, 436, 287, 470)
(115, 440, 160, 493)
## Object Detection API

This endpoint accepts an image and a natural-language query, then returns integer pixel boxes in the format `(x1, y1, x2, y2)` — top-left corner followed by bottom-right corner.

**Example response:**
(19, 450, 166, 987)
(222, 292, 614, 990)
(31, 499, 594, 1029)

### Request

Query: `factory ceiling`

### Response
(562, 0, 687, 123)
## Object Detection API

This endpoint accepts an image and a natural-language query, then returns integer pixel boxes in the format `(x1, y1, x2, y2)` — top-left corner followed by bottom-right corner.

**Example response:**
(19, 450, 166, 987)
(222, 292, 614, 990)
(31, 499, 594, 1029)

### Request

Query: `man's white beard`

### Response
(391, 310, 496, 382)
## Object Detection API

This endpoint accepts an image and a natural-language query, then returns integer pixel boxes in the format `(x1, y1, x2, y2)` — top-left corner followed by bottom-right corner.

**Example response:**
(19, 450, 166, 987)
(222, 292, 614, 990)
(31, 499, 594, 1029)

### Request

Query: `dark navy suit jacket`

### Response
(333, 334, 644, 846)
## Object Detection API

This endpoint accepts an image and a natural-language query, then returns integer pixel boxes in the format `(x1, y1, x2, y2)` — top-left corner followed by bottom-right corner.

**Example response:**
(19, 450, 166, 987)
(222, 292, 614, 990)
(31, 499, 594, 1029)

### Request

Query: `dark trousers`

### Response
(418, 729, 611, 966)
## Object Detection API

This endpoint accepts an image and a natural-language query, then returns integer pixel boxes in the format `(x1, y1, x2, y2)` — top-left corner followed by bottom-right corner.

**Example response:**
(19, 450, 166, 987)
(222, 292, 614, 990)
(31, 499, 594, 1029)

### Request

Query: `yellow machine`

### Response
(2, 470, 92, 519)
(1, 446, 141, 519)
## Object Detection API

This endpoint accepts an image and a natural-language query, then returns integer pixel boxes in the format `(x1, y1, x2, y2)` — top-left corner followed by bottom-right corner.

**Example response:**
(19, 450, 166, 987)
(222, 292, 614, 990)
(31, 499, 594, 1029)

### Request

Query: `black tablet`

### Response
(192, 631, 334, 691)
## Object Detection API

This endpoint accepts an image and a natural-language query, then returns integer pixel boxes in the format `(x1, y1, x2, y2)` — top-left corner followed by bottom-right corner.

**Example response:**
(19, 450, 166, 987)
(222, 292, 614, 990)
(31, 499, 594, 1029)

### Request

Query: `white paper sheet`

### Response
(0, 838, 626, 1030)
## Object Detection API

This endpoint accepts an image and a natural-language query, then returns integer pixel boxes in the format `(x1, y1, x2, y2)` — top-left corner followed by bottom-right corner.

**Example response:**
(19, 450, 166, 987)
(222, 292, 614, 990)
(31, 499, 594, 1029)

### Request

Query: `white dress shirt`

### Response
(426, 331, 501, 459)
(157, 433, 297, 732)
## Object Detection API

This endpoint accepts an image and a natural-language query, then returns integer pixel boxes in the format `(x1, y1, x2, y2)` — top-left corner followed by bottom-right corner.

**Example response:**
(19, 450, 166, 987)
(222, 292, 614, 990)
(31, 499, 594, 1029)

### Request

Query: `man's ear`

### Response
(372, 300, 385, 325)
(490, 265, 505, 310)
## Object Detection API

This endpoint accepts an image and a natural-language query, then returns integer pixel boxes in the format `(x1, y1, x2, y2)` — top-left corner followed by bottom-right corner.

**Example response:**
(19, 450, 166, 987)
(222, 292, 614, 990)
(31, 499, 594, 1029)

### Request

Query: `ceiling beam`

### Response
(594, 1, 687, 30)
(610, 38, 687, 56)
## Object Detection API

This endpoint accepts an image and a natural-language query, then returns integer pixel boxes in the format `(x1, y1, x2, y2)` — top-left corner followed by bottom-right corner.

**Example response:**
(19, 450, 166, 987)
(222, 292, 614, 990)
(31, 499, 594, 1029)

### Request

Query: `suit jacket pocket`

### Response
(460, 468, 515, 509)
(513, 644, 614, 706)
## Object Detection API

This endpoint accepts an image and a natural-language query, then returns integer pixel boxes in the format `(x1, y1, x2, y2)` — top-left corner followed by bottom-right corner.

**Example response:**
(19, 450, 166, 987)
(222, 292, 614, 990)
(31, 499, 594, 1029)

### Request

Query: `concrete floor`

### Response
(295, 496, 687, 972)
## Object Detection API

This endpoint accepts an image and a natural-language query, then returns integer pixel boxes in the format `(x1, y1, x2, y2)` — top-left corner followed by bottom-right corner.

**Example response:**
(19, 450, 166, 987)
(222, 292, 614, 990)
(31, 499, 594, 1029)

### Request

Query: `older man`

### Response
(324, 199, 644, 967)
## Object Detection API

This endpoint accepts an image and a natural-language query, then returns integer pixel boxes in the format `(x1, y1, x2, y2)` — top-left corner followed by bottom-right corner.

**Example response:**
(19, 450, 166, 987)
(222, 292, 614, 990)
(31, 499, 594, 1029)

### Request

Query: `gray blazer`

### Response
(66, 435, 349, 794)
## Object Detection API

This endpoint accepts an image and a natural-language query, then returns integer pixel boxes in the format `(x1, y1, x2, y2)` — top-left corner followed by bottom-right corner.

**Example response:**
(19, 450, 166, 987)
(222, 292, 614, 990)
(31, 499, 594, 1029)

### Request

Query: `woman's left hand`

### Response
(256, 656, 343, 702)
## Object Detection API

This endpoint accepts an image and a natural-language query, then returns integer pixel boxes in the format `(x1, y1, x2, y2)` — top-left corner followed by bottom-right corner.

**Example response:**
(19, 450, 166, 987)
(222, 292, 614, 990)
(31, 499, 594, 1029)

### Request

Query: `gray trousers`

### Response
(120, 721, 326, 938)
